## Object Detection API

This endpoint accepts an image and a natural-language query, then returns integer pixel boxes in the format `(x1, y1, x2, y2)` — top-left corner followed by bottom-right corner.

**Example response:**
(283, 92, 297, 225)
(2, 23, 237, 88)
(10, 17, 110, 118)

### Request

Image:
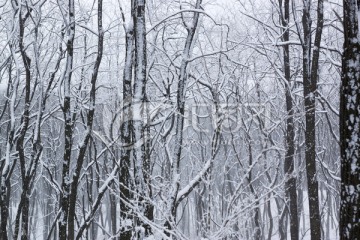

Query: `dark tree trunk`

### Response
(58, 0, 104, 238)
(0, 58, 14, 240)
(67, 1, 104, 239)
(340, 0, 360, 239)
(132, 0, 153, 238)
(0, 176, 10, 240)
(59, 0, 75, 239)
(14, 8, 34, 240)
(302, 1, 324, 239)
(119, 6, 134, 239)
(279, 0, 299, 239)
(165, 1, 203, 237)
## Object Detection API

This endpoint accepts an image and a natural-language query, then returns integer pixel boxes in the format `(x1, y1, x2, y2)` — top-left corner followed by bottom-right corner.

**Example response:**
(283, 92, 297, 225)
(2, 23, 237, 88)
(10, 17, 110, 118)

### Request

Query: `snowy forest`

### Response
(0, 0, 359, 239)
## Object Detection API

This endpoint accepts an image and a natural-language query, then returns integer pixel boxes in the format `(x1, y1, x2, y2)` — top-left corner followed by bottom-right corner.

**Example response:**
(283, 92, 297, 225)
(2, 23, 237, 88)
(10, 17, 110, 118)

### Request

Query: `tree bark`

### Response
(302, 1, 324, 239)
(119, 5, 134, 239)
(132, 0, 153, 237)
(279, 0, 299, 239)
(59, 0, 76, 239)
(165, 1, 203, 237)
(340, 0, 360, 239)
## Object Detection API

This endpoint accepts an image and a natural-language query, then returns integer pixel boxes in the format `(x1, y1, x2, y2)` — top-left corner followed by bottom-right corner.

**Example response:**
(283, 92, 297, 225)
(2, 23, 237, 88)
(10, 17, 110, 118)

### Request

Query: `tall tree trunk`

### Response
(59, 0, 75, 238)
(58, 0, 104, 238)
(0, 56, 14, 240)
(247, 138, 261, 240)
(165, 1, 202, 236)
(132, 0, 153, 237)
(119, 4, 134, 238)
(0, 62, 14, 240)
(0, 176, 10, 240)
(14, 7, 34, 239)
(302, 0, 324, 239)
(279, 0, 299, 239)
(68, 1, 104, 239)
(340, 0, 360, 239)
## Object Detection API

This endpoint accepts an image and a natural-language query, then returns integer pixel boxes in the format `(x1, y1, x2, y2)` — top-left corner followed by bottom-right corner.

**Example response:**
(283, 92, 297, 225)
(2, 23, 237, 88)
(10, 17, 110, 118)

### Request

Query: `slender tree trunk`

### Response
(58, 0, 104, 238)
(132, 0, 153, 237)
(165, 1, 202, 236)
(0, 176, 10, 240)
(109, 189, 117, 237)
(68, 1, 104, 239)
(279, 0, 299, 239)
(302, 1, 324, 239)
(119, 6, 134, 238)
(59, 0, 75, 238)
(277, 201, 286, 240)
(340, 0, 360, 239)
(247, 142, 261, 240)
(266, 199, 273, 240)
(15, 7, 34, 240)
(0, 62, 14, 240)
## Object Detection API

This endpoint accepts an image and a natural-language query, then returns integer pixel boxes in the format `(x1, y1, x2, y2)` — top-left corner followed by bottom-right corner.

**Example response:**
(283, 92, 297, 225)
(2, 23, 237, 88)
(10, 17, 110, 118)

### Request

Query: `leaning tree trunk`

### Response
(339, 0, 360, 239)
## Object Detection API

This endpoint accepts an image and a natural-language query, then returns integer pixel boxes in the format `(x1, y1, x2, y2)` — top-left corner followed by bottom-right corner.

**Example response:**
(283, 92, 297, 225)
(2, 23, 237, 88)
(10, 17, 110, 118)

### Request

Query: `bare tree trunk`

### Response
(340, 0, 360, 239)
(0, 63, 13, 240)
(59, 0, 104, 239)
(14, 5, 38, 239)
(0, 176, 10, 240)
(279, 1, 299, 239)
(165, 1, 203, 236)
(119, 3, 134, 238)
(68, 1, 104, 238)
(59, 0, 76, 238)
(302, 1, 324, 239)
(247, 141, 261, 240)
(132, 0, 153, 237)
(59, 0, 75, 237)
